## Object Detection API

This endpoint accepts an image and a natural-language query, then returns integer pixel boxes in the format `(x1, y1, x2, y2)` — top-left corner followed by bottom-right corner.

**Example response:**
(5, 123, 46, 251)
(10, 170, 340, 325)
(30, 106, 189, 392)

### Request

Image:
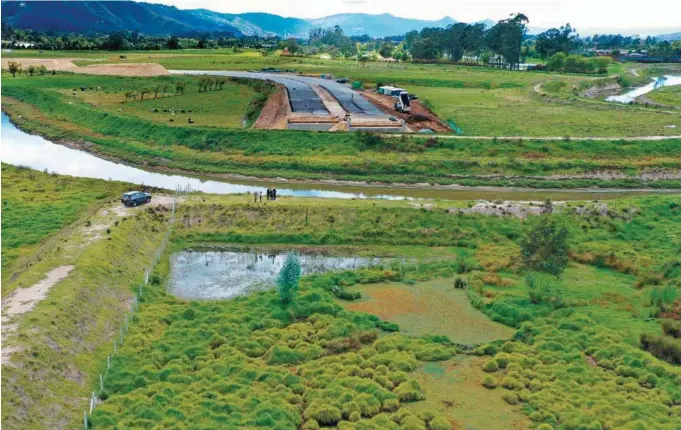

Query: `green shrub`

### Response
(401, 416, 426, 430)
(662, 319, 681, 339)
(349, 411, 361, 422)
(379, 321, 400, 332)
(414, 344, 453, 361)
(502, 392, 519, 405)
(382, 398, 399, 412)
(482, 359, 499, 372)
(482, 375, 497, 389)
(304, 404, 342, 426)
(429, 417, 451, 430)
(302, 419, 320, 430)
(501, 376, 524, 390)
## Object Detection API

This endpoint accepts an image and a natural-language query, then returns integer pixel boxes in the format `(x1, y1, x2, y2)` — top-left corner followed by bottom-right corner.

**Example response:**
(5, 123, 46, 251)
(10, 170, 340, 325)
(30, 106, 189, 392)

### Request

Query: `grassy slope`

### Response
(1, 196, 170, 429)
(0, 164, 131, 284)
(647, 85, 681, 107)
(3, 76, 681, 189)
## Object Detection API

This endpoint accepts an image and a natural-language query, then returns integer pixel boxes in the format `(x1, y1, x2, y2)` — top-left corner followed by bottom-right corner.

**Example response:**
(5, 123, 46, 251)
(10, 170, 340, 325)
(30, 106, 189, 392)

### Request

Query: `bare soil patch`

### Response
(254, 84, 290, 130)
(2, 265, 74, 365)
(361, 90, 450, 132)
(1, 58, 77, 71)
(76, 63, 168, 76)
(1, 59, 167, 76)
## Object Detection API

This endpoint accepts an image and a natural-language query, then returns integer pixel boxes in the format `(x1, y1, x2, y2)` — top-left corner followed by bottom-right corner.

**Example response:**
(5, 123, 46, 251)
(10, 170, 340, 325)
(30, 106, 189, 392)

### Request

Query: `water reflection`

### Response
(168, 249, 385, 300)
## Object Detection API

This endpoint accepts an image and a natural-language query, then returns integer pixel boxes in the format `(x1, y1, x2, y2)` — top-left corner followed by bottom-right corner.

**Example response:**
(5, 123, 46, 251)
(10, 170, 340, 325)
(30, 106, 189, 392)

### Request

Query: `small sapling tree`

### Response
(8, 61, 21, 77)
(520, 205, 569, 276)
(278, 252, 301, 304)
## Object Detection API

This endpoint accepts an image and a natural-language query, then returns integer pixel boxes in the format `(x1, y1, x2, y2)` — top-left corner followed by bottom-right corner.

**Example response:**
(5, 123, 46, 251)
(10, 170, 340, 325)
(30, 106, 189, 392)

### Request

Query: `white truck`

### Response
(394, 91, 411, 113)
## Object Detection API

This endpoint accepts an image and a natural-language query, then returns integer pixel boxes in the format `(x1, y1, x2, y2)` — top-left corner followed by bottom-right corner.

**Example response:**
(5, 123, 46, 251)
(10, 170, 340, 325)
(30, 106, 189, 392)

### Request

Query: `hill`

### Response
(0, 1, 243, 36)
(657, 31, 681, 41)
(1, 1, 472, 38)
(308, 13, 457, 37)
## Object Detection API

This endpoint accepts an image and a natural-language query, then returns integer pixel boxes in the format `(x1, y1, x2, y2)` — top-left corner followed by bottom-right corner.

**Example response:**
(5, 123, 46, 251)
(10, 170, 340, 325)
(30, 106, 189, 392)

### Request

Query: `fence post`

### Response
(107, 355, 110, 369)
(84, 411, 88, 429)
(124, 314, 128, 332)
(100, 374, 104, 392)
(89, 392, 95, 413)
(113, 340, 116, 354)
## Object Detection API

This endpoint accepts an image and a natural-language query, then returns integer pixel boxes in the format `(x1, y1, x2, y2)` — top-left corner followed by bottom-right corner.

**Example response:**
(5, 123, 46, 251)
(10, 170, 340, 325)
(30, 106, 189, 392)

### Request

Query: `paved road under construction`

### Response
(170, 70, 387, 117)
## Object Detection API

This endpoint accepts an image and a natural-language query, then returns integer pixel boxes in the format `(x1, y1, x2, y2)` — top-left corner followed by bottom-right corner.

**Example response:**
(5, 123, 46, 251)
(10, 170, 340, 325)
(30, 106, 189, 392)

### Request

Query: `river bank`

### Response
(3, 111, 680, 201)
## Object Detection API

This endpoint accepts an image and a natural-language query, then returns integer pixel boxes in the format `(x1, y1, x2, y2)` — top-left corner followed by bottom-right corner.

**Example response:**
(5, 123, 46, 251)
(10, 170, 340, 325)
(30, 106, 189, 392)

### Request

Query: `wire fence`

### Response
(83, 187, 187, 428)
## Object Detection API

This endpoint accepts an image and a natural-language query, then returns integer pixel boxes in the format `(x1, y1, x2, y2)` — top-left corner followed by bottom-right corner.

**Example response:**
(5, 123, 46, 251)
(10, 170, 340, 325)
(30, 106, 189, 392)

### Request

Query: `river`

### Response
(606, 75, 681, 104)
(1, 112, 676, 201)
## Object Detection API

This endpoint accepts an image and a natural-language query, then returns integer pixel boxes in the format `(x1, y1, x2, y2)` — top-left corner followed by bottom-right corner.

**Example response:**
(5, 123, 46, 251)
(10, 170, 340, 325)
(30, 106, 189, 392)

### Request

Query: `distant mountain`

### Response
(657, 31, 681, 41)
(0, 1, 489, 38)
(0, 1, 243, 36)
(308, 13, 457, 37)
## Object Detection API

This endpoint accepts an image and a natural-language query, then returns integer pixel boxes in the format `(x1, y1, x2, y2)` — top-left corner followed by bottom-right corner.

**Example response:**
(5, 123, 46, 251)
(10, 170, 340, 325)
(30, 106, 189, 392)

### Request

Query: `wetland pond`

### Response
(168, 249, 384, 300)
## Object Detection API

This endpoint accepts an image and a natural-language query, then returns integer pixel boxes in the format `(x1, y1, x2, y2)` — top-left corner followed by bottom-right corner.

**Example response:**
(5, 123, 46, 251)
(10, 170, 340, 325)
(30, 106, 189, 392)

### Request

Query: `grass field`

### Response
(647, 85, 681, 108)
(0, 163, 131, 282)
(342, 279, 515, 345)
(4, 49, 681, 138)
(3, 80, 681, 189)
(2, 165, 680, 429)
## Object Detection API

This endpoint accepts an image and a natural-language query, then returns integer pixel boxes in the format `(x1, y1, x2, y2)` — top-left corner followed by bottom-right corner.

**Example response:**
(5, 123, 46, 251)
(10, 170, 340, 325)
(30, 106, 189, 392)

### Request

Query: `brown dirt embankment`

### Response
(253, 83, 290, 130)
(1, 58, 168, 76)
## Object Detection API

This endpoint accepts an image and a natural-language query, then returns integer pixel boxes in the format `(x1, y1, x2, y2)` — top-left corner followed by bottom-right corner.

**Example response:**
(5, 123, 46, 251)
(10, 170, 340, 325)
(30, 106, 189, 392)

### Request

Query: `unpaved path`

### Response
(1, 196, 178, 366)
(1, 265, 74, 365)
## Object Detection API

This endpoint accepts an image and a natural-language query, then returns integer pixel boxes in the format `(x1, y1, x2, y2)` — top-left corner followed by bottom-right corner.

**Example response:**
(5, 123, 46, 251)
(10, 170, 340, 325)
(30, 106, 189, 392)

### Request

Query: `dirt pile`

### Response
(1, 58, 168, 76)
(361, 90, 450, 132)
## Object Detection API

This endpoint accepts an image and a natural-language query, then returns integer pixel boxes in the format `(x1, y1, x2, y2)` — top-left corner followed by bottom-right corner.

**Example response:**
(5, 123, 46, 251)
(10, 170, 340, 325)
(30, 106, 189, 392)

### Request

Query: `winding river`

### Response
(1, 112, 676, 201)
(606, 75, 681, 104)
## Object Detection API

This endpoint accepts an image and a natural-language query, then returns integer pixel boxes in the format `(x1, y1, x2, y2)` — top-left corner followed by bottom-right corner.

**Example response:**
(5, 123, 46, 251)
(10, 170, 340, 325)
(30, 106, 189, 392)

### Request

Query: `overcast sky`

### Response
(144, 0, 681, 34)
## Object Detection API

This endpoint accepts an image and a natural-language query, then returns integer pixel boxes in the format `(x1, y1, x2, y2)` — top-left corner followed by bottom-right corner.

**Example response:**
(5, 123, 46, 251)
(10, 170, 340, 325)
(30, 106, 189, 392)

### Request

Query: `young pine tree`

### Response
(278, 252, 302, 304)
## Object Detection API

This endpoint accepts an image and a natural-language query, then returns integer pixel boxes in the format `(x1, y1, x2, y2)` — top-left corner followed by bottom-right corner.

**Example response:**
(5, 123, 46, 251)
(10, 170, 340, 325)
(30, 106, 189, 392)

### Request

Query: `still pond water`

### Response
(168, 249, 384, 300)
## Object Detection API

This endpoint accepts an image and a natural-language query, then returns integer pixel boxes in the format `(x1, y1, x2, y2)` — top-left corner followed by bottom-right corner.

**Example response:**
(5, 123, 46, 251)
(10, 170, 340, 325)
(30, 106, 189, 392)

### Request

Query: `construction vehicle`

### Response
(394, 91, 411, 113)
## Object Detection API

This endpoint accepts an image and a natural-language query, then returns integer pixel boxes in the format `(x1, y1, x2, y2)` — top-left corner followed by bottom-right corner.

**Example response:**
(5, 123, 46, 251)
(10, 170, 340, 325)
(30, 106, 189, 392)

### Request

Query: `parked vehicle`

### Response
(408, 94, 419, 100)
(394, 92, 412, 113)
(335, 78, 348, 83)
(121, 191, 152, 207)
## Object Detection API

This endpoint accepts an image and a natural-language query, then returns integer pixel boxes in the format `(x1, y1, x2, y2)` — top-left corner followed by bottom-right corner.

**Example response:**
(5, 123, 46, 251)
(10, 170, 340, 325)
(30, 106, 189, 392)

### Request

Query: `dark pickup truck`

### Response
(121, 191, 151, 207)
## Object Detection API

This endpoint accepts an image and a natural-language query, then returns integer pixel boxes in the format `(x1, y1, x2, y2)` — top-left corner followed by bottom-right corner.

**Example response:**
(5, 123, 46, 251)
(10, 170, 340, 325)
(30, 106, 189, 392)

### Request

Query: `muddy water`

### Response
(168, 249, 384, 300)
(1, 112, 675, 201)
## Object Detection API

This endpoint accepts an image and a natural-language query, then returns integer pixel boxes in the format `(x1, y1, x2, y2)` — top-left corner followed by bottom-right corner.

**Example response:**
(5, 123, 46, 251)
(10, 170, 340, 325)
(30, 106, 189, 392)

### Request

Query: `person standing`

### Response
(254, 191, 257, 203)
(266, 188, 271, 200)
(259, 191, 263, 202)
(273, 188, 277, 201)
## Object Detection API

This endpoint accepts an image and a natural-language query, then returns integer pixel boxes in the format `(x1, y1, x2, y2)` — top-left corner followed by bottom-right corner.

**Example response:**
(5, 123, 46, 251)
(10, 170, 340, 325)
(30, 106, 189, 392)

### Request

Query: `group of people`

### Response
(253, 187, 278, 202)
